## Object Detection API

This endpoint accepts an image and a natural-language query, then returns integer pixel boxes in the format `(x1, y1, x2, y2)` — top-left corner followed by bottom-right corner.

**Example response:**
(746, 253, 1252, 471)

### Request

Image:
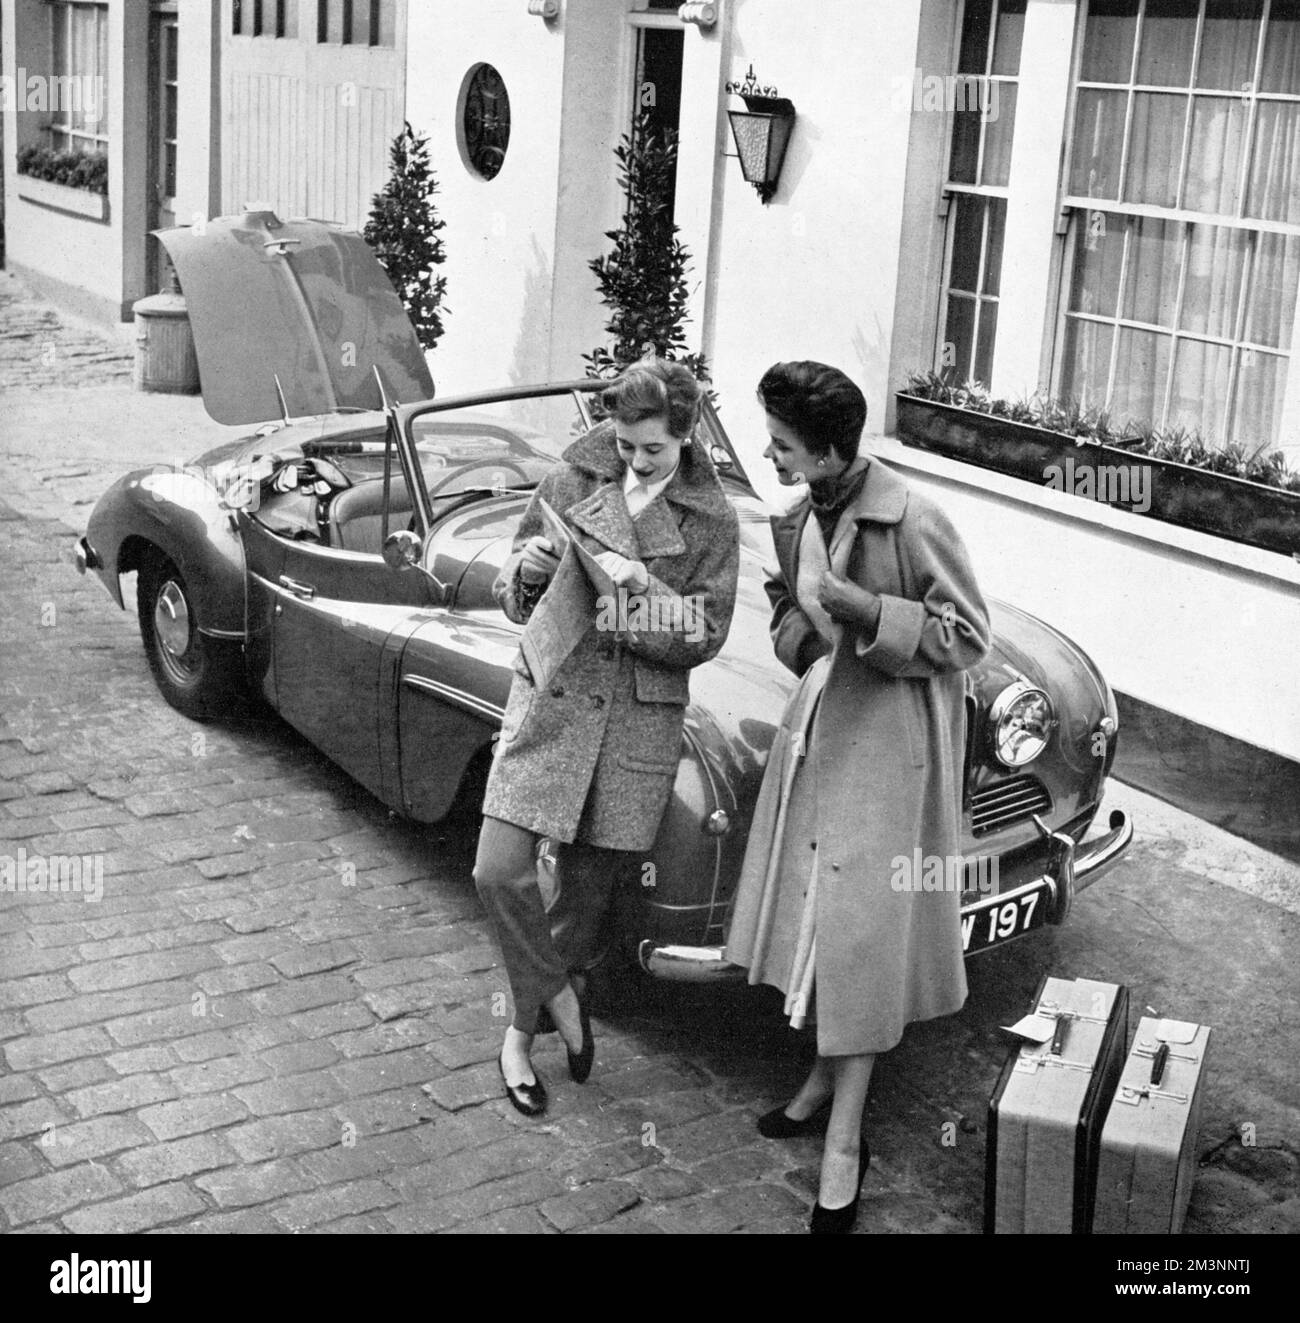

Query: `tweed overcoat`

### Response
(725, 459, 991, 1055)
(481, 421, 740, 851)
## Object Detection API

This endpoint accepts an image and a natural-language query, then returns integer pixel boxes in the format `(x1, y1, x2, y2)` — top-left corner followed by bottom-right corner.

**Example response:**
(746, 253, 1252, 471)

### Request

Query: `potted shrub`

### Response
(895, 372, 1300, 558)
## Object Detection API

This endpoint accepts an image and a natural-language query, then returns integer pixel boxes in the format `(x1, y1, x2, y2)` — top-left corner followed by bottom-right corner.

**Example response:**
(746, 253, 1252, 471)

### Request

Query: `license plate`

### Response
(961, 880, 1051, 954)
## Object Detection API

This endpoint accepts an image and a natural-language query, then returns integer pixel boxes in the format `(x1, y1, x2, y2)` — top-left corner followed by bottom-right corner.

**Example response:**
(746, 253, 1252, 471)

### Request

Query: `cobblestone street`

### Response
(1, 273, 1296, 1235)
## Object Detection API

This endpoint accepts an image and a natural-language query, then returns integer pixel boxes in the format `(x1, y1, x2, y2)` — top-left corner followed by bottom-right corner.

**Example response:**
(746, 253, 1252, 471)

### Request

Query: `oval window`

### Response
(459, 63, 511, 181)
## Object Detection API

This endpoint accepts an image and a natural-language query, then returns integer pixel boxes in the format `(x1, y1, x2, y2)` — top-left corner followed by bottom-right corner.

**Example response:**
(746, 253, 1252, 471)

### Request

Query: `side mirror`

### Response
(383, 529, 449, 603)
(382, 529, 422, 570)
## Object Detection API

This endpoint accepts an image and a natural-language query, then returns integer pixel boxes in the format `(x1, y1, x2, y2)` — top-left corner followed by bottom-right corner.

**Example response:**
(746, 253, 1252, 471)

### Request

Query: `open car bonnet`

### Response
(156, 211, 435, 426)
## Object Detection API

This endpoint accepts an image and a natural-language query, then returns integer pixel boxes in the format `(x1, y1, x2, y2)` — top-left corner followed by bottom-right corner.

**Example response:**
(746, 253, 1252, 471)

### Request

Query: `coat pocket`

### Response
(899, 678, 929, 768)
(633, 662, 690, 706)
(617, 751, 681, 775)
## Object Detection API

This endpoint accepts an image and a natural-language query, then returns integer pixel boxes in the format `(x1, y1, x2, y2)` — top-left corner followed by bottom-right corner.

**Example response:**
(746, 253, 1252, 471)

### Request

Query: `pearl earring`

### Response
(817, 458, 826, 467)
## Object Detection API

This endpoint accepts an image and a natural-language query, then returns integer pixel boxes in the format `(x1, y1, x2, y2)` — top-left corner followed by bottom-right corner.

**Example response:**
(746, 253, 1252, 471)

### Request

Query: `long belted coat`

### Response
(725, 458, 991, 1055)
(481, 421, 740, 852)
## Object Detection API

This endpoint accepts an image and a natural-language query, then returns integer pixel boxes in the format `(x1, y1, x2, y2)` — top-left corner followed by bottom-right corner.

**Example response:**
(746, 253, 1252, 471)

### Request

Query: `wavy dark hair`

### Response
(600, 357, 703, 440)
(757, 361, 867, 463)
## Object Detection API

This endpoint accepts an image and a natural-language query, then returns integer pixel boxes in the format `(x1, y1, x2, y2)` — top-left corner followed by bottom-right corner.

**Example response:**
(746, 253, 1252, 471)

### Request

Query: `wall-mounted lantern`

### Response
(725, 65, 795, 204)
(678, 3, 718, 28)
(527, 0, 559, 20)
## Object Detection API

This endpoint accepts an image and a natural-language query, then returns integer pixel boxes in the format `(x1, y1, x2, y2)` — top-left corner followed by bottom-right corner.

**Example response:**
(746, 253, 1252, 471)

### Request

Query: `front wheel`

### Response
(137, 552, 243, 720)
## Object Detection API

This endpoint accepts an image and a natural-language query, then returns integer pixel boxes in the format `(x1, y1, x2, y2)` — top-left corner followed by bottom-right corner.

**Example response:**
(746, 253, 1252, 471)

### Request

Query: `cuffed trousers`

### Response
(473, 815, 629, 1032)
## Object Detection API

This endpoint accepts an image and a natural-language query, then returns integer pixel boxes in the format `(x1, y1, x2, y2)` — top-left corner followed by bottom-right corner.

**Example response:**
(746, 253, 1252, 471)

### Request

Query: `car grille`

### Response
(970, 775, 1052, 837)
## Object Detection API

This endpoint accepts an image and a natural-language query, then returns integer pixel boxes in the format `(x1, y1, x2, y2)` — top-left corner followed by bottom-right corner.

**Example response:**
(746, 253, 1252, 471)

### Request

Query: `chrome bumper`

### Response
(637, 807, 1134, 983)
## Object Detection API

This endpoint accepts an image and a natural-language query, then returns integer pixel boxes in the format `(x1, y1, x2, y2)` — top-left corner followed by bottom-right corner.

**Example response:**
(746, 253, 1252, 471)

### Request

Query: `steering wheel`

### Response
(407, 460, 532, 533)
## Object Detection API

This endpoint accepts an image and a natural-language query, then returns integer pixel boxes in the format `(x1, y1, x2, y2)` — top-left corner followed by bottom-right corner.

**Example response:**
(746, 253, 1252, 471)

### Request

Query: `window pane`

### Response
(1246, 101, 1300, 222)
(1111, 326, 1172, 426)
(1181, 224, 1248, 338)
(1123, 217, 1182, 325)
(1070, 88, 1126, 197)
(1197, 0, 1263, 90)
(949, 106, 981, 184)
(1081, 0, 1139, 83)
(1061, 317, 1116, 407)
(165, 143, 177, 199)
(981, 82, 1017, 185)
(1184, 95, 1247, 211)
(1233, 347, 1286, 444)
(1124, 92, 1185, 206)
(1136, 0, 1199, 87)
(1070, 209, 1126, 318)
(975, 300, 999, 384)
(1168, 338, 1233, 433)
(326, 0, 345, 43)
(376, 0, 395, 47)
(165, 84, 177, 141)
(1244, 232, 1300, 349)
(350, 0, 369, 45)
(165, 25, 178, 81)
(949, 193, 984, 293)
(1260, 0, 1300, 94)
(944, 295, 977, 379)
(983, 197, 1007, 295)
(959, 0, 993, 74)
(992, 0, 1026, 75)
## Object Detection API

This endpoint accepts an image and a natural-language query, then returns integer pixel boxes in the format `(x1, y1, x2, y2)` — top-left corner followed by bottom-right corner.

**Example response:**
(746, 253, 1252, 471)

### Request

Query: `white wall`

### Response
(884, 437, 1300, 763)
(705, 0, 924, 495)
(405, 0, 573, 392)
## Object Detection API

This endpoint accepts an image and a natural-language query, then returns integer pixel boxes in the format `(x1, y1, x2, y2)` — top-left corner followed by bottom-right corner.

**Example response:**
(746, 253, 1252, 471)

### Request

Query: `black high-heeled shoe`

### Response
(808, 1143, 871, 1235)
(498, 1054, 548, 1117)
(565, 992, 595, 1084)
(756, 1096, 832, 1139)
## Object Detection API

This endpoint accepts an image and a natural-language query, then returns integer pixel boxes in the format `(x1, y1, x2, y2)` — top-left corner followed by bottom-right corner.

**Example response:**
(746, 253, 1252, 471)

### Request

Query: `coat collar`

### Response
(561, 419, 732, 520)
(776, 455, 910, 533)
(559, 419, 730, 558)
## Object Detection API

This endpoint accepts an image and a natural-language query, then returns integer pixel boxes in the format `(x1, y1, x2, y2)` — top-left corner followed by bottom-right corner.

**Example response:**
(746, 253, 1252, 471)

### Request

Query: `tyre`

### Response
(136, 551, 244, 720)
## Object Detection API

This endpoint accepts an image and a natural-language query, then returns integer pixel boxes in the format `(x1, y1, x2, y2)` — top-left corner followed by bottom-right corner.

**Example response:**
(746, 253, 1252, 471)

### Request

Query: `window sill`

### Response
(17, 176, 109, 222)
(874, 432, 1300, 590)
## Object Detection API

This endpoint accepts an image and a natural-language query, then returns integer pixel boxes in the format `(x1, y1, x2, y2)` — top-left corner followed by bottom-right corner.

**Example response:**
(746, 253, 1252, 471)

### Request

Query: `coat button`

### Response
(592, 694, 605, 709)
(831, 862, 841, 872)
(550, 685, 565, 698)
(598, 643, 615, 661)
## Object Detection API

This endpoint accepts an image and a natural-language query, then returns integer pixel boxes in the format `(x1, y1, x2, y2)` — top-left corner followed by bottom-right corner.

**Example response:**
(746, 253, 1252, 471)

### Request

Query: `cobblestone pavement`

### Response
(1, 272, 1296, 1234)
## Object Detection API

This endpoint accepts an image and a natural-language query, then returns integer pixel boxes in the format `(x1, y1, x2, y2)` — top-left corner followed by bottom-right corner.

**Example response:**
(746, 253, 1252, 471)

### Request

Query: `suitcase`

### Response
(1093, 1016, 1211, 1234)
(985, 975, 1129, 1234)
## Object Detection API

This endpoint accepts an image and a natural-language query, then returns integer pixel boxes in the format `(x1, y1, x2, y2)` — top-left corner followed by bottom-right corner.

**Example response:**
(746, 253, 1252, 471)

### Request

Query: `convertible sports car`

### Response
(77, 212, 1132, 981)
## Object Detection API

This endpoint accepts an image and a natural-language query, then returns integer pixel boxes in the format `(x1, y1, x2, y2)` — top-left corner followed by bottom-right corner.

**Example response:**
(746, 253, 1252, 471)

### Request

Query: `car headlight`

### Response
(988, 681, 1054, 768)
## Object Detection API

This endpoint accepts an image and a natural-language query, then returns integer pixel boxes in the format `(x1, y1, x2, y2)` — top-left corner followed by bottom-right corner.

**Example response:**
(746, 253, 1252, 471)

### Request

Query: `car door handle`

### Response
(278, 575, 316, 600)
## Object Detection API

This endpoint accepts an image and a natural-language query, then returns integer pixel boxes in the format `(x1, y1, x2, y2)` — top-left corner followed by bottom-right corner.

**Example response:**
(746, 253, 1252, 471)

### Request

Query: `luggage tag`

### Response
(1009, 997, 1110, 1075)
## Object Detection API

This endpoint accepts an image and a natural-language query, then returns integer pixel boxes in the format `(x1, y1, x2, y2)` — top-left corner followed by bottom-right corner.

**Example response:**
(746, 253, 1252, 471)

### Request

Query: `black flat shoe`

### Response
(757, 1097, 832, 1139)
(533, 1006, 557, 1035)
(809, 1144, 871, 1235)
(565, 994, 595, 1084)
(498, 1055, 547, 1117)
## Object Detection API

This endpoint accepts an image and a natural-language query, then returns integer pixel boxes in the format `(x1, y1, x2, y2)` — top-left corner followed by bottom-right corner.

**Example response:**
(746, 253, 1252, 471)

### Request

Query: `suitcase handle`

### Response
(1150, 1041, 1170, 1087)
(1050, 1013, 1069, 1056)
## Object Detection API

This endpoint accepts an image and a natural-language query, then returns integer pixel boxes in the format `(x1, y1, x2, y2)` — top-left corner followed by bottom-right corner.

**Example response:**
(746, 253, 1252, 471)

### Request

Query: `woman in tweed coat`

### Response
(475, 359, 739, 1116)
(725, 362, 990, 1231)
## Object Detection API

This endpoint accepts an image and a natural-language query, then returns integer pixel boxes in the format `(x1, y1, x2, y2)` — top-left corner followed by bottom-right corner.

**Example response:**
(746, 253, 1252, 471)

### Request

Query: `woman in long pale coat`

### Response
(476, 358, 739, 1118)
(725, 361, 990, 1233)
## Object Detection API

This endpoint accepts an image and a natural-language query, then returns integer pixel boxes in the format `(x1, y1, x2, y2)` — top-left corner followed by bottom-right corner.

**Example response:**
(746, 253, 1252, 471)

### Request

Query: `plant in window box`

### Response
(895, 371, 1300, 558)
(17, 144, 108, 194)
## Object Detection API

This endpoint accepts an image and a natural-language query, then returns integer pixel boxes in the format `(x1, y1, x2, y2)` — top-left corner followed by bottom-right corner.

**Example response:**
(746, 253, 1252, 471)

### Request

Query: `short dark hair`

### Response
(600, 357, 703, 439)
(756, 361, 867, 463)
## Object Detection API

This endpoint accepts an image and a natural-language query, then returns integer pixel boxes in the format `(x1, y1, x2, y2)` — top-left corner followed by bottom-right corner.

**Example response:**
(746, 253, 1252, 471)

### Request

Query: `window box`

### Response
(16, 173, 109, 221)
(895, 393, 1300, 560)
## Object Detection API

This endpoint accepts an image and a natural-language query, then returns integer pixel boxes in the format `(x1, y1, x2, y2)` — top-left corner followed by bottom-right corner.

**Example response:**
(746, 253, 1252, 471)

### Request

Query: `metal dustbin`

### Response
(133, 275, 200, 394)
